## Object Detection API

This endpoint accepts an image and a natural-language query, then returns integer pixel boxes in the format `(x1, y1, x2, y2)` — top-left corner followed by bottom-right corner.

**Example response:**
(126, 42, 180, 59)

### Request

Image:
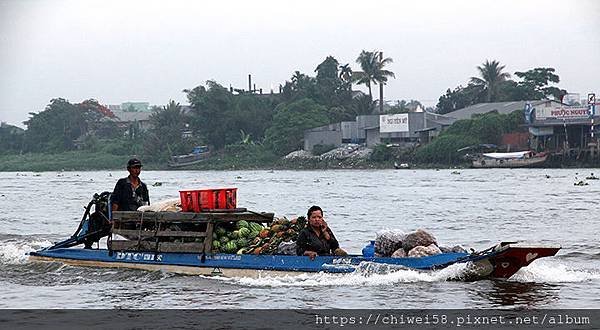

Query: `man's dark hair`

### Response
(307, 205, 323, 218)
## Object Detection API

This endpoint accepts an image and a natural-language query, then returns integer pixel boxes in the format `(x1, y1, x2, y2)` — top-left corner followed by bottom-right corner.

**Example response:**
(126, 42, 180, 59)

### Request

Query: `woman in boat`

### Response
(296, 205, 347, 259)
(110, 158, 150, 211)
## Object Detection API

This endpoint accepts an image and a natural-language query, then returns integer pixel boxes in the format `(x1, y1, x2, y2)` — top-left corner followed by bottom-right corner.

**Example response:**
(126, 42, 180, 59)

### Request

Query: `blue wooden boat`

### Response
(28, 193, 560, 280)
(29, 243, 560, 280)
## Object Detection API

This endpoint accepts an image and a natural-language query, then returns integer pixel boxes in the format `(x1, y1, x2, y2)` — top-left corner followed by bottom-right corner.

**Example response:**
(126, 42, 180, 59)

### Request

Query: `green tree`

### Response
(469, 60, 511, 102)
(0, 123, 24, 154)
(185, 81, 236, 149)
(281, 71, 318, 102)
(264, 98, 329, 155)
(232, 94, 274, 142)
(436, 84, 483, 114)
(185, 81, 275, 150)
(23, 98, 83, 152)
(353, 50, 395, 102)
(514, 67, 567, 100)
(339, 63, 352, 83)
(144, 100, 193, 160)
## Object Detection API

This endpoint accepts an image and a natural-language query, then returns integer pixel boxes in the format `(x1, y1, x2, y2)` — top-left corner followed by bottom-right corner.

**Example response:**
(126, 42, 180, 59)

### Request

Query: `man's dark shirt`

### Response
(111, 177, 150, 211)
(296, 227, 340, 256)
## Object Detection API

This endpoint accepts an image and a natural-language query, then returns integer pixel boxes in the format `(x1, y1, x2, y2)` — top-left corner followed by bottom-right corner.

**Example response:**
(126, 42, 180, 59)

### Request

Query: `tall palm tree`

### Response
(353, 50, 395, 107)
(470, 60, 511, 102)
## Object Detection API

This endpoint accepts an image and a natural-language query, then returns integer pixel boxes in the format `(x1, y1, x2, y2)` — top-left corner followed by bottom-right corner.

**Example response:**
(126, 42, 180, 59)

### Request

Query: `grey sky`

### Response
(1, 0, 599, 127)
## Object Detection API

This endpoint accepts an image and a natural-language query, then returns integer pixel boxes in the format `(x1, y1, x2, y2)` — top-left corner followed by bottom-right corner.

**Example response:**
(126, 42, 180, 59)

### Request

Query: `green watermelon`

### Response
(225, 241, 238, 254)
(236, 220, 249, 229)
(219, 236, 230, 244)
(239, 227, 251, 238)
(212, 241, 221, 250)
(231, 230, 241, 239)
(249, 222, 263, 232)
(215, 227, 227, 237)
(235, 238, 248, 247)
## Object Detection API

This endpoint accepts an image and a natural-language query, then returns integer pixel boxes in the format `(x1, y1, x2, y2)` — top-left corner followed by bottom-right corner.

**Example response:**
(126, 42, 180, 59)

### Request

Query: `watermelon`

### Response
(235, 238, 248, 247)
(237, 220, 249, 229)
(215, 227, 227, 236)
(231, 230, 241, 239)
(249, 222, 263, 232)
(219, 236, 230, 244)
(238, 227, 251, 238)
(225, 241, 238, 254)
(212, 241, 221, 250)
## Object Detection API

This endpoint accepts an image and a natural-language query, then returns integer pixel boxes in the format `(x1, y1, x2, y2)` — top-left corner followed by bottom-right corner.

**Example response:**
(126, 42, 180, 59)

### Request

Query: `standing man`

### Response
(111, 158, 150, 211)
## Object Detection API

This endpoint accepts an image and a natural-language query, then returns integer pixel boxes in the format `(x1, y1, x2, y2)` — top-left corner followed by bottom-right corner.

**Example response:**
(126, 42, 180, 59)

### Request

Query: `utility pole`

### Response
(248, 74, 252, 93)
(379, 51, 384, 114)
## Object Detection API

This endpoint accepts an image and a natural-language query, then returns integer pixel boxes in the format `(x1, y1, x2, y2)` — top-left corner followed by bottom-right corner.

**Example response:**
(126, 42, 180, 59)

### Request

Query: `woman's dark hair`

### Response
(307, 205, 323, 218)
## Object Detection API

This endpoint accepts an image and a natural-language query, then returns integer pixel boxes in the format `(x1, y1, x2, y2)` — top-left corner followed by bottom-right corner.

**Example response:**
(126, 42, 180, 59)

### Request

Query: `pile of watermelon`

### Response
(211, 216, 306, 254)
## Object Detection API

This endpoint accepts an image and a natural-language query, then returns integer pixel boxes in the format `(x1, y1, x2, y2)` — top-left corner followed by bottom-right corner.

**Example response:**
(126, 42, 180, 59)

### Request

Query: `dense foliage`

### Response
(415, 110, 524, 163)
(436, 60, 567, 114)
(264, 98, 330, 156)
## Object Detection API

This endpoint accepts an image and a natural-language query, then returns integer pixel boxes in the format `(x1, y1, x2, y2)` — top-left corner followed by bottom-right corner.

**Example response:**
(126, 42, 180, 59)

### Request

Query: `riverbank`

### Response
(1, 150, 598, 172)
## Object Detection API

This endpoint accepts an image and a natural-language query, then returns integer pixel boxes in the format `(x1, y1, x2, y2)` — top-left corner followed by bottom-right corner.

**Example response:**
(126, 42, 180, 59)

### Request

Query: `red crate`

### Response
(179, 188, 237, 212)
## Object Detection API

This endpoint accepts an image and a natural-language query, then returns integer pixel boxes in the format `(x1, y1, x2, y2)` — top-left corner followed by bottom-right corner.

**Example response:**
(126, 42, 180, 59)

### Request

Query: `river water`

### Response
(1, 169, 599, 308)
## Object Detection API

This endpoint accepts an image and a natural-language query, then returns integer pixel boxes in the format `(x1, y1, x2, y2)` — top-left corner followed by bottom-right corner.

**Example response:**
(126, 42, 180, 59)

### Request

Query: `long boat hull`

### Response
(29, 243, 560, 280)
(472, 155, 548, 168)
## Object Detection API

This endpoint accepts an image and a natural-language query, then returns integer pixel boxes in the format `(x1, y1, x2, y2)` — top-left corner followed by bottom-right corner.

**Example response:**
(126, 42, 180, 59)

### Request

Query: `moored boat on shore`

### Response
(471, 151, 548, 168)
(168, 146, 210, 168)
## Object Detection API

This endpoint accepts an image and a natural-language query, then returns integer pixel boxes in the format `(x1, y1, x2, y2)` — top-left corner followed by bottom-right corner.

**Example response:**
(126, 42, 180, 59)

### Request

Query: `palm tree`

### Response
(470, 60, 511, 102)
(353, 50, 395, 110)
(339, 63, 352, 83)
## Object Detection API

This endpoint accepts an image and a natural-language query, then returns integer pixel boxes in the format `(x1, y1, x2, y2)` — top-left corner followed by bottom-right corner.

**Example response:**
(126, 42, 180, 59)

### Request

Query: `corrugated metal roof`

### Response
(445, 100, 564, 120)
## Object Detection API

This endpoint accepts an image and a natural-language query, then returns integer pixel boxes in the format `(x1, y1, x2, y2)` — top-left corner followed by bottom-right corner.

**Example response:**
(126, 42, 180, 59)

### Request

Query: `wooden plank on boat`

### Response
(203, 222, 214, 254)
(203, 208, 247, 213)
(109, 240, 205, 253)
(112, 211, 274, 223)
(112, 229, 207, 238)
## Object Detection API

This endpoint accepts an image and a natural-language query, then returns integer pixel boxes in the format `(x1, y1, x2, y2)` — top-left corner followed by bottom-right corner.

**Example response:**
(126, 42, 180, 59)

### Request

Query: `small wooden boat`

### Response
(28, 193, 560, 280)
(471, 151, 548, 168)
(29, 242, 559, 280)
(394, 162, 410, 169)
(168, 146, 210, 168)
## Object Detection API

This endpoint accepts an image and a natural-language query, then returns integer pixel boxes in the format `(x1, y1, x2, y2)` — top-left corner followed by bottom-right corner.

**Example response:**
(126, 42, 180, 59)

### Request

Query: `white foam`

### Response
(222, 262, 469, 287)
(511, 259, 600, 283)
(0, 238, 52, 264)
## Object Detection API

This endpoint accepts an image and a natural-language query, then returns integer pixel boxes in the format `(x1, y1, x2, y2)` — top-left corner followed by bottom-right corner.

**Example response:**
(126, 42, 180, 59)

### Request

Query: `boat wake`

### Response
(207, 259, 600, 287)
(510, 259, 600, 283)
(0, 234, 52, 264)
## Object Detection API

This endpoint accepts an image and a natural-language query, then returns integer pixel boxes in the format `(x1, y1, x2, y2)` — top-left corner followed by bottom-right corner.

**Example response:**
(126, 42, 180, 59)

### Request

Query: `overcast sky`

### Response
(1, 0, 599, 126)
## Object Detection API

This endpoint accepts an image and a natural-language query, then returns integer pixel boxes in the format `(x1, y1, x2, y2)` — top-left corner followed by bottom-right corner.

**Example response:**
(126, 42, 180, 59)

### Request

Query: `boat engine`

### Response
(45, 192, 112, 250)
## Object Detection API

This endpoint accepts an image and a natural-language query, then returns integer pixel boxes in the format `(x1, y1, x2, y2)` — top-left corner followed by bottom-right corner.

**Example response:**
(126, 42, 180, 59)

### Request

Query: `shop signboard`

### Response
(535, 106, 591, 120)
(379, 114, 409, 133)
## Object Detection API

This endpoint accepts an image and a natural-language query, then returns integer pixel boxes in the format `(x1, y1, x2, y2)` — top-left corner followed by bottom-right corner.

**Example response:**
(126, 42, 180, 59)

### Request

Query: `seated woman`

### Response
(296, 205, 347, 259)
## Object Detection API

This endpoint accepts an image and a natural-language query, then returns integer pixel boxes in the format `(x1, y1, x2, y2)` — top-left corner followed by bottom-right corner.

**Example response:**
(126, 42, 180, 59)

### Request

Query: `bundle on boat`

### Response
(373, 229, 466, 258)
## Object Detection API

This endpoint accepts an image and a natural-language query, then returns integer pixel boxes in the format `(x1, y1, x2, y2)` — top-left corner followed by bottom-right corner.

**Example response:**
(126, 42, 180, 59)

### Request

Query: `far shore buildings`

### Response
(304, 110, 455, 151)
(303, 98, 600, 157)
